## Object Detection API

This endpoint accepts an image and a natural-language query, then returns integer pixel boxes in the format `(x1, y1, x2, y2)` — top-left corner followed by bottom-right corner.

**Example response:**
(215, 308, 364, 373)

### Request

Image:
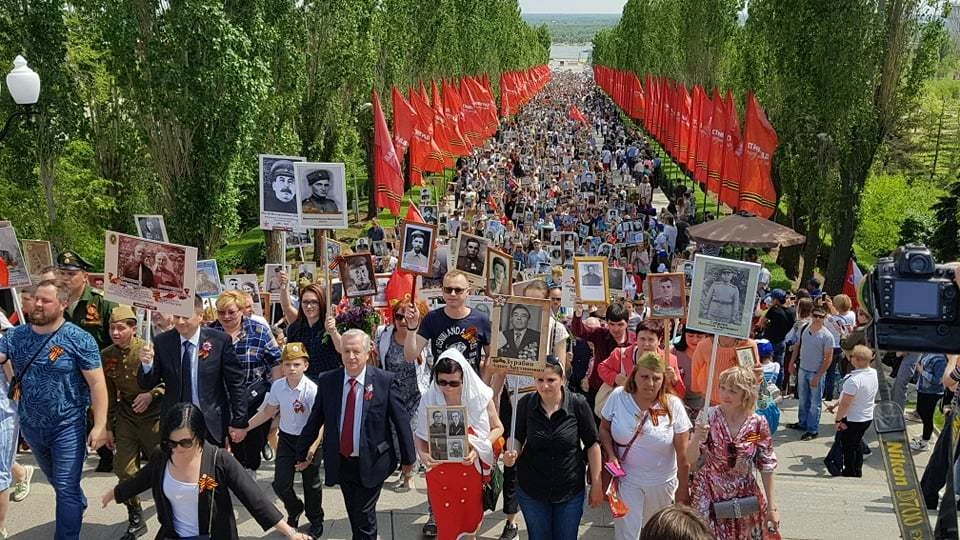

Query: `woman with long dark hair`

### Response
(279, 280, 341, 381)
(101, 403, 309, 540)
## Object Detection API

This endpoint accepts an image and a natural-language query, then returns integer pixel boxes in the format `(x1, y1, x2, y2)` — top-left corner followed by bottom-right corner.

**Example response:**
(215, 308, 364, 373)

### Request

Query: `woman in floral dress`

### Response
(687, 366, 780, 540)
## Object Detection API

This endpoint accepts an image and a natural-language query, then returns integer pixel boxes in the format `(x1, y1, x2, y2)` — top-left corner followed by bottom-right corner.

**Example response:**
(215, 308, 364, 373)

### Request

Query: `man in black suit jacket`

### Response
(296, 329, 416, 539)
(139, 295, 248, 446)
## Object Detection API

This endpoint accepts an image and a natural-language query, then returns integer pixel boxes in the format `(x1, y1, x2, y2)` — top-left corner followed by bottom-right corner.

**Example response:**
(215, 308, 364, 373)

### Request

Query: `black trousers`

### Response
(917, 392, 941, 441)
(272, 431, 323, 525)
(339, 456, 383, 540)
(498, 388, 522, 516)
(839, 418, 872, 477)
(233, 421, 270, 471)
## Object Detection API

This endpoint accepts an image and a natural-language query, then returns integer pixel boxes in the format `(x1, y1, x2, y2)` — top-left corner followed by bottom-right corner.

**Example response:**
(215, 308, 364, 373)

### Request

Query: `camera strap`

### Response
(873, 352, 935, 539)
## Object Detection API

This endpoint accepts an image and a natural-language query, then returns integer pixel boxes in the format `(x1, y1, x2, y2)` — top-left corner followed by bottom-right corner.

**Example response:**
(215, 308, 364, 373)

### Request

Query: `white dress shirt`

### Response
(263, 375, 318, 436)
(340, 367, 366, 457)
(141, 328, 200, 406)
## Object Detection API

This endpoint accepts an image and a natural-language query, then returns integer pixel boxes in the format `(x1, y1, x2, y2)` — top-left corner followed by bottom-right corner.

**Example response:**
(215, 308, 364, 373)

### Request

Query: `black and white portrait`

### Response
(399, 222, 436, 276)
(260, 154, 306, 230)
(373, 274, 391, 308)
(427, 405, 467, 462)
(486, 248, 512, 297)
(135, 215, 168, 243)
(286, 229, 313, 248)
(223, 273, 263, 313)
(195, 259, 222, 299)
(491, 297, 551, 376)
(330, 280, 344, 306)
(608, 267, 625, 296)
(453, 233, 488, 287)
(296, 262, 316, 284)
(325, 239, 343, 279)
(295, 162, 348, 229)
(574, 257, 608, 305)
(646, 272, 687, 320)
(686, 255, 761, 339)
(263, 264, 288, 301)
(22, 239, 52, 282)
(339, 254, 376, 297)
(421, 205, 438, 225)
(447, 409, 466, 436)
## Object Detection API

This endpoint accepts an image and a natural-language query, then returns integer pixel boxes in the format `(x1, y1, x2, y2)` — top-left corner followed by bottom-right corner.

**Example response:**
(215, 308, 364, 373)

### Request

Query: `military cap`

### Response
(282, 342, 310, 363)
(269, 159, 295, 179)
(306, 169, 331, 185)
(110, 305, 137, 323)
(57, 250, 92, 271)
(410, 230, 426, 240)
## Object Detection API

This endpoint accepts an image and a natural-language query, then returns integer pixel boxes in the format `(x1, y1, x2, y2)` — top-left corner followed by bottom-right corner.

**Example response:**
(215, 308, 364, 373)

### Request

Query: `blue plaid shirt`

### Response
(210, 318, 281, 387)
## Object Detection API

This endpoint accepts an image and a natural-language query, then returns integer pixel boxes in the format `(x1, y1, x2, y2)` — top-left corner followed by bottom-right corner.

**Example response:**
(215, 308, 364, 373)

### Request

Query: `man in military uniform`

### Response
(58, 250, 118, 472)
(102, 306, 163, 540)
(301, 168, 340, 214)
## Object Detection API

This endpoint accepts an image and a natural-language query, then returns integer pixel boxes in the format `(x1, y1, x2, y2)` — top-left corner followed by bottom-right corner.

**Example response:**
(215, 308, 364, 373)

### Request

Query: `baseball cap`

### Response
(282, 342, 310, 363)
(756, 339, 773, 358)
(770, 289, 787, 302)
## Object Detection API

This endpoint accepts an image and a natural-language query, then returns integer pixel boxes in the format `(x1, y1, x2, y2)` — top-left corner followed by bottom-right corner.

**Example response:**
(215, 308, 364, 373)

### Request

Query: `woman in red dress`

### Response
(415, 349, 504, 539)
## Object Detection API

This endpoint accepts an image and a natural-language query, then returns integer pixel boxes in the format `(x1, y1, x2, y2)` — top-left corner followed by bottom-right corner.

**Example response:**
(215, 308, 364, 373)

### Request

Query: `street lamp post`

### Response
(0, 55, 40, 142)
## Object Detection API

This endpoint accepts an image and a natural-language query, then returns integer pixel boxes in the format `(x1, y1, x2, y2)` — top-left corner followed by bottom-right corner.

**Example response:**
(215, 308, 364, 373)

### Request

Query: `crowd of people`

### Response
(0, 69, 925, 540)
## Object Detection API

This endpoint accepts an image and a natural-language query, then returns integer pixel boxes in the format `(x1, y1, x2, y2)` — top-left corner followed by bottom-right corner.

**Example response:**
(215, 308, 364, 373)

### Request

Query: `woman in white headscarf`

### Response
(414, 349, 504, 540)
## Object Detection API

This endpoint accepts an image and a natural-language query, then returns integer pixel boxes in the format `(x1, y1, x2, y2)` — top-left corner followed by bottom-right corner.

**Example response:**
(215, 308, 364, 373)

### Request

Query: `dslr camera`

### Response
(865, 245, 960, 353)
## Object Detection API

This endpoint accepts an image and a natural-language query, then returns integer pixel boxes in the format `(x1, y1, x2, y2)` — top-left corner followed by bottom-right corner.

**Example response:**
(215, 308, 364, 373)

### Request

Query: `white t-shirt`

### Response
(263, 376, 319, 435)
(601, 388, 691, 485)
(841, 368, 878, 422)
(826, 311, 856, 347)
(164, 464, 200, 537)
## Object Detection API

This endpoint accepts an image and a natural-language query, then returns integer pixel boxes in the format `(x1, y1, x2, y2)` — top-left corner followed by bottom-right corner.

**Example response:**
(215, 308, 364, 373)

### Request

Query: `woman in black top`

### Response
(102, 403, 308, 540)
(503, 360, 603, 540)
(278, 280, 341, 381)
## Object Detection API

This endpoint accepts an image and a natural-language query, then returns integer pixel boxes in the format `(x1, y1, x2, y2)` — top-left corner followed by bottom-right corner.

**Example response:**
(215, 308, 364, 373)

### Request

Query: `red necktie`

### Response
(340, 378, 358, 457)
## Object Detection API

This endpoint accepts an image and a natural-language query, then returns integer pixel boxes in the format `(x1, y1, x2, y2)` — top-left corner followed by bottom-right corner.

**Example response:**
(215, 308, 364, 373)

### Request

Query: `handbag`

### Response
(7, 325, 63, 401)
(713, 495, 760, 519)
(601, 409, 649, 518)
(594, 346, 634, 417)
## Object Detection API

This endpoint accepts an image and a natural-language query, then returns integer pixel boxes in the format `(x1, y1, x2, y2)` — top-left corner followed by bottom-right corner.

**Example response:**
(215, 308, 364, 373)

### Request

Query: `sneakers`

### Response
(10, 465, 33, 502)
(499, 522, 519, 540)
(787, 422, 804, 431)
(422, 516, 437, 537)
(800, 432, 817, 441)
(121, 506, 148, 539)
(910, 437, 929, 451)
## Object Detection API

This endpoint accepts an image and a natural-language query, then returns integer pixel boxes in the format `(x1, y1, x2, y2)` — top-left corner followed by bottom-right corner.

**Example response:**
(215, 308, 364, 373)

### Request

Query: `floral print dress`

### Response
(690, 407, 778, 540)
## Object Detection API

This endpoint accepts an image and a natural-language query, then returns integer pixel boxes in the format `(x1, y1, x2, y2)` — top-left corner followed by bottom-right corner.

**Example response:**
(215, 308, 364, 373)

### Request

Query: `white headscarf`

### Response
(415, 348, 495, 471)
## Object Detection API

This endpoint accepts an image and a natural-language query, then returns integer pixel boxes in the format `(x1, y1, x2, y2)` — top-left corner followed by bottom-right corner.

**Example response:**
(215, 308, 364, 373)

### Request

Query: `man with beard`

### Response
(264, 159, 298, 214)
(402, 230, 429, 273)
(0, 280, 110, 539)
(301, 169, 340, 214)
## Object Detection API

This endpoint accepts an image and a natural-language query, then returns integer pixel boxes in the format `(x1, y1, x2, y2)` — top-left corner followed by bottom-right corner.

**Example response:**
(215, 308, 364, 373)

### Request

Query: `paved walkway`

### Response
(4, 394, 939, 539)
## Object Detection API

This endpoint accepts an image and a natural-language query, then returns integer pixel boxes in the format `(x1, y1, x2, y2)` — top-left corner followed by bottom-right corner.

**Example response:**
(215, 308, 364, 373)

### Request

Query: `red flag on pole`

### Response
(738, 91, 779, 218)
(391, 87, 415, 156)
(706, 88, 726, 194)
(679, 85, 692, 167)
(405, 200, 426, 224)
(372, 90, 403, 216)
(408, 88, 445, 179)
(442, 80, 471, 154)
(843, 259, 864, 311)
(569, 105, 589, 125)
(694, 89, 714, 185)
(718, 90, 742, 209)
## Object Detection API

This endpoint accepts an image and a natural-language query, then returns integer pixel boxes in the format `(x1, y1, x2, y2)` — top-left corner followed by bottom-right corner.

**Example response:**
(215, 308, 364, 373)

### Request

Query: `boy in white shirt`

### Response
(246, 343, 323, 538)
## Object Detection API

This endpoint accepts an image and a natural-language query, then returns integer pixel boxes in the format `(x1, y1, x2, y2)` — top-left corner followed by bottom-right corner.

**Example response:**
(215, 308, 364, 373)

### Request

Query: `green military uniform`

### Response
(102, 335, 163, 508)
(65, 285, 115, 350)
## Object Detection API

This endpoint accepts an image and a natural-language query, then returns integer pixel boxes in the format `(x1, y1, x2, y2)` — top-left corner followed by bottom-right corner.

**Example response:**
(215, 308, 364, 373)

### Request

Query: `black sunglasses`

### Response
(163, 437, 197, 450)
(436, 379, 462, 388)
(443, 286, 467, 295)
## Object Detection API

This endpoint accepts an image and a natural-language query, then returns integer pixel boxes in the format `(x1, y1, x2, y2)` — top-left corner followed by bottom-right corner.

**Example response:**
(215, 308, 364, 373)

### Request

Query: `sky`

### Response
(518, 0, 627, 14)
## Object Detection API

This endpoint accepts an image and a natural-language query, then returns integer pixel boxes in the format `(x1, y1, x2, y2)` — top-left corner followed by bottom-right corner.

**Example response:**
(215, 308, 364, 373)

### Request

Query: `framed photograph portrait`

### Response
(646, 272, 687, 319)
(88, 273, 105, 290)
(486, 248, 513, 297)
(573, 257, 609, 305)
(451, 232, 489, 288)
(223, 274, 264, 314)
(0, 223, 30, 289)
(294, 162, 348, 229)
(324, 239, 344, 279)
(263, 264, 289, 302)
(259, 154, 306, 231)
(608, 267, 625, 298)
(294, 262, 317, 285)
(22, 239, 53, 281)
(285, 229, 313, 248)
(103, 231, 198, 317)
(686, 255, 761, 339)
(195, 259, 222, 299)
(466, 295, 493, 319)
(427, 405, 468, 463)
(373, 273, 391, 308)
(329, 279, 344, 306)
(338, 254, 377, 298)
(421, 205, 438, 225)
(398, 222, 436, 276)
(490, 296, 551, 376)
(736, 345, 758, 369)
(134, 215, 169, 243)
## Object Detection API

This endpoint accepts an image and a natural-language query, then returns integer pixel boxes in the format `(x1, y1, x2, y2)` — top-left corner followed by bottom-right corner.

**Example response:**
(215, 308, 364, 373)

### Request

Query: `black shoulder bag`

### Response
(8, 325, 63, 401)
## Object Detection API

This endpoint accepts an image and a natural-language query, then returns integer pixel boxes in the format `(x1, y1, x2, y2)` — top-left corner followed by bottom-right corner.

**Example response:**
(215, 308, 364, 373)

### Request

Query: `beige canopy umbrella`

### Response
(687, 214, 806, 249)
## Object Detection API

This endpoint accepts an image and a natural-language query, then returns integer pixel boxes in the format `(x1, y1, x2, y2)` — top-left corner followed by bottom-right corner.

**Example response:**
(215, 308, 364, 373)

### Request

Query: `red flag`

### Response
(694, 89, 714, 185)
(372, 90, 403, 216)
(500, 71, 513, 118)
(384, 269, 415, 318)
(442, 80, 471, 154)
(719, 90, 742, 210)
(843, 259, 864, 311)
(569, 105, 588, 125)
(706, 88, 726, 194)
(408, 88, 445, 180)
(686, 86, 703, 171)
(679, 85, 692, 167)
(405, 200, 426, 224)
(430, 81, 455, 167)
(458, 79, 484, 146)
(737, 91, 778, 218)
(630, 73, 645, 120)
(391, 87, 415, 156)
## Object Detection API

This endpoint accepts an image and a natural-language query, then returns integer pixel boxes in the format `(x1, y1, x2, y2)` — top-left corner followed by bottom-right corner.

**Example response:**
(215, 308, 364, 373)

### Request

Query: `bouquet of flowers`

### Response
(334, 297, 380, 336)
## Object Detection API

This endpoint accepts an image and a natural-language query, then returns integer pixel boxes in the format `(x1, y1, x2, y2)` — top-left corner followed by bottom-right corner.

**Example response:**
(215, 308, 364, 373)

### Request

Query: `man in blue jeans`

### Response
(0, 280, 110, 539)
(786, 306, 835, 441)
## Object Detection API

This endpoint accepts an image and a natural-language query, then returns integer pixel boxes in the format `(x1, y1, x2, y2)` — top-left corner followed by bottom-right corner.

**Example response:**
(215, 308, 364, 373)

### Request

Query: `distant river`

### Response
(551, 43, 592, 61)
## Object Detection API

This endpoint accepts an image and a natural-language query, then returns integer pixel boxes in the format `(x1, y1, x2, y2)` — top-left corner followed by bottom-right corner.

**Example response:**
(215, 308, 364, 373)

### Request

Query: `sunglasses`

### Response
(443, 286, 467, 295)
(812, 314, 826, 319)
(163, 437, 197, 450)
(436, 379, 462, 388)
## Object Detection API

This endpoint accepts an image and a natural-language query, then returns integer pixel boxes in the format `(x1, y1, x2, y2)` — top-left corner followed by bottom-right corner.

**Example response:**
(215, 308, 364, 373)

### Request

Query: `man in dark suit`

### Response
(498, 304, 541, 360)
(295, 329, 416, 539)
(138, 295, 248, 446)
